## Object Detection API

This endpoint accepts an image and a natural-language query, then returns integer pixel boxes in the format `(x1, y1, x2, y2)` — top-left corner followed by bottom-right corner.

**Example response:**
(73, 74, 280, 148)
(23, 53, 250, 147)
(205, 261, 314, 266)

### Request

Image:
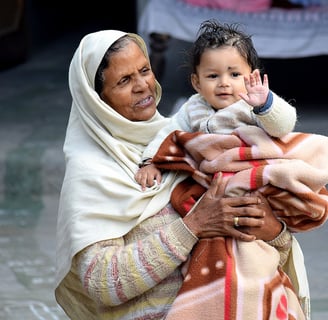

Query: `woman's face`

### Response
(100, 40, 158, 121)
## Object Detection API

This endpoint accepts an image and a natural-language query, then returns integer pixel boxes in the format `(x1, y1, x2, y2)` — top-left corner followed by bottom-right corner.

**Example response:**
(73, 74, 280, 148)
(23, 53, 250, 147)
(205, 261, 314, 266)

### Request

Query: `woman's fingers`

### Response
(229, 226, 256, 241)
(233, 216, 264, 228)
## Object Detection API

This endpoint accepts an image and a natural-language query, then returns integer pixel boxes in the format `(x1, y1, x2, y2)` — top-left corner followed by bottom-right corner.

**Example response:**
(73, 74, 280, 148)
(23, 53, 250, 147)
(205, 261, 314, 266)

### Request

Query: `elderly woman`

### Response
(54, 30, 307, 319)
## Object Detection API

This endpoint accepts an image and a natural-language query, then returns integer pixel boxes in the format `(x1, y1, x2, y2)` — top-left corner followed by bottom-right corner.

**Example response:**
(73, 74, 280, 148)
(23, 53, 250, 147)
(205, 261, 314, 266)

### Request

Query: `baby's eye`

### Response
(231, 72, 241, 78)
(207, 73, 218, 79)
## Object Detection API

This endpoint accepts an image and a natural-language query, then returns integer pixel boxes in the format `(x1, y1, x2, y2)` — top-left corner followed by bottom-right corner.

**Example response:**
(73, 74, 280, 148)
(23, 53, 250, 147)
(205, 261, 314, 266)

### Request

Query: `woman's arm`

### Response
(75, 175, 290, 307)
(75, 215, 197, 307)
(266, 220, 292, 266)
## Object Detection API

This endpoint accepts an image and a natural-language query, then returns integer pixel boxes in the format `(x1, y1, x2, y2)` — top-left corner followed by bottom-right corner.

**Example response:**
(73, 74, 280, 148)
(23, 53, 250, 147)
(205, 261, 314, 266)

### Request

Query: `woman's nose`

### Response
(133, 76, 148, 91)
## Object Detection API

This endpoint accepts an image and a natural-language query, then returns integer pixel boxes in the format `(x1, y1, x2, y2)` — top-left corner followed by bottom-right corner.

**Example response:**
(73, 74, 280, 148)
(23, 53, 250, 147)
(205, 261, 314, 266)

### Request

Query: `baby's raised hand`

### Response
(239, 69, 269, 107)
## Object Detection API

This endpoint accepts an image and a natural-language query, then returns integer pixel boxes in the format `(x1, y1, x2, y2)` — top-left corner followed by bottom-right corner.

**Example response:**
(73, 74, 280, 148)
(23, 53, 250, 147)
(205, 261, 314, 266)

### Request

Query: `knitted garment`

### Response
(152, 127, 328, 319)
(55, 206, 198, 320)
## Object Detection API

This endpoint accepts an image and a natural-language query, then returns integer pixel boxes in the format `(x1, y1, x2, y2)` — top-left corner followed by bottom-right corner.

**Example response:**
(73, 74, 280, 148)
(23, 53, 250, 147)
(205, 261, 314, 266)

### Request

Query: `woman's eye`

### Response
(142, 67, 151, 74)
(118, 77, 129, 85)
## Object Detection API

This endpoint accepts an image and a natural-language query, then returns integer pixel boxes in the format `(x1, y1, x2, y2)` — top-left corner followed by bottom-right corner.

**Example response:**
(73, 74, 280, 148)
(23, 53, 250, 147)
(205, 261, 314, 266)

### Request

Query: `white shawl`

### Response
(55, 30, 185, 286)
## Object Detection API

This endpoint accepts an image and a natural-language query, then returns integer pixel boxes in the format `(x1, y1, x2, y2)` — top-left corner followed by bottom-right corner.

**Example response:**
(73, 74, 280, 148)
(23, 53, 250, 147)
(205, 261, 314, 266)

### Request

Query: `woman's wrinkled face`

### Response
(100, 41, 158, 121)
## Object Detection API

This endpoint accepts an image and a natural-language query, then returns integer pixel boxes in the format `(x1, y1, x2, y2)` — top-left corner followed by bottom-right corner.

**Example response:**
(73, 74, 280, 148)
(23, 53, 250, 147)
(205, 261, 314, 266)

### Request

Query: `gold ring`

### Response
(234, 216, 239, 227)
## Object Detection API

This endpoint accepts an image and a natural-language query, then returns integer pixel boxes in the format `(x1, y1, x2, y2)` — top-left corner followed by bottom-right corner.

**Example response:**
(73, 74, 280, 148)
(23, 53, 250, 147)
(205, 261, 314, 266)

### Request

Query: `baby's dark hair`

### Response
(189, 19, 262, 74)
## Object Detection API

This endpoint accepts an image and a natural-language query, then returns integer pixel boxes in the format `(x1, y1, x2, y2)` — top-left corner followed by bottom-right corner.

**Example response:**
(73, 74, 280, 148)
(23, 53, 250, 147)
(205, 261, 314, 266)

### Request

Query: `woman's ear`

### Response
(191, 73, 201, 93)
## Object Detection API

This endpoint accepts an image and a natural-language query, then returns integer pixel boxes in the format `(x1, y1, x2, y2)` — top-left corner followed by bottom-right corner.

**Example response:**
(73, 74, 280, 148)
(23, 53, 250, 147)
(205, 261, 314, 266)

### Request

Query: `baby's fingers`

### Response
(250, 69, 262, 86)
(262, 74, 269, 88)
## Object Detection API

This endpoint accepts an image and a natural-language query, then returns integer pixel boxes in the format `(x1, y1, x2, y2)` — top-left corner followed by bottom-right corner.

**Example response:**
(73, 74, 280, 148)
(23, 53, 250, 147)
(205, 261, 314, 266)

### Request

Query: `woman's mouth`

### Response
(136, 96, 154, 107)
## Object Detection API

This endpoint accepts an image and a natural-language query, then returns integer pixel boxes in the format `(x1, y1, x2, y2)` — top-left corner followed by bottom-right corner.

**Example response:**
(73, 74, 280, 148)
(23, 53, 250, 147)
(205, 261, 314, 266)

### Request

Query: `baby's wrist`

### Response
(252, 90, 273, 114)
(138, 158, 153, 168)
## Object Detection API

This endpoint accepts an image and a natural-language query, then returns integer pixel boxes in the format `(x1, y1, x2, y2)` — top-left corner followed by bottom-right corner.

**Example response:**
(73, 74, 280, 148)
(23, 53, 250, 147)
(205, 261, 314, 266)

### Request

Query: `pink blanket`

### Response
(152, 126, 328, 319)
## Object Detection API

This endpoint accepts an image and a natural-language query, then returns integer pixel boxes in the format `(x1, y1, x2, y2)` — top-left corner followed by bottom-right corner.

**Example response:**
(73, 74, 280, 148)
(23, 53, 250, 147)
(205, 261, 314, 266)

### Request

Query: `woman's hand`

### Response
(183, 173, 266, 242)
(238, 191, 283, 242)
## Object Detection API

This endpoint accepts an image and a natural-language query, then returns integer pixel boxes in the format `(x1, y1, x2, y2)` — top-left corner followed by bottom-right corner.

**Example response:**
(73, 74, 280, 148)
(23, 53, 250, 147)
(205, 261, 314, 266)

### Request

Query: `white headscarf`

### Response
(55, 30, 185, 286)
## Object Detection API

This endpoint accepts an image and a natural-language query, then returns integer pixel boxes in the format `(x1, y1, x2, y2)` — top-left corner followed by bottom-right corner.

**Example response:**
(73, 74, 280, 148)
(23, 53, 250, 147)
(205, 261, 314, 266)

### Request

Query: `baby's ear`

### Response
(191, 73, 201, 92)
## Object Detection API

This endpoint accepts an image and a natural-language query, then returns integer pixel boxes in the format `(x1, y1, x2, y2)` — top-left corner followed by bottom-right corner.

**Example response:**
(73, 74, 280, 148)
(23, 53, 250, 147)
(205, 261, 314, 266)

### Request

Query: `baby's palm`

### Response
(240, 69, 269, 107)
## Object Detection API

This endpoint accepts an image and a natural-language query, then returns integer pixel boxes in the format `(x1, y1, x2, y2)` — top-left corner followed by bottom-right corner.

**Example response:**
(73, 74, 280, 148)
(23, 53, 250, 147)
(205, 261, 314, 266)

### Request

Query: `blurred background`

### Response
(0, 0, 327, 319)
(0, 0, 137, 70)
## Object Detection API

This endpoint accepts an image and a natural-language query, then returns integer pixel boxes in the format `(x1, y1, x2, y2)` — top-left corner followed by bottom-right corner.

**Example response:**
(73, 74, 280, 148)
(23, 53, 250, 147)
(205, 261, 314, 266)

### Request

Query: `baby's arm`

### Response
(240, 69, 297, 137)
(135, 120, 176, 191)
(135, 108, 188, 190)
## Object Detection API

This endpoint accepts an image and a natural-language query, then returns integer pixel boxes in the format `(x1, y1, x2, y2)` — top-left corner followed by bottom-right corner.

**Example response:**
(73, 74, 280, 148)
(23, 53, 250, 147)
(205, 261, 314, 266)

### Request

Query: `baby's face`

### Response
(191, 46, 252, 110)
